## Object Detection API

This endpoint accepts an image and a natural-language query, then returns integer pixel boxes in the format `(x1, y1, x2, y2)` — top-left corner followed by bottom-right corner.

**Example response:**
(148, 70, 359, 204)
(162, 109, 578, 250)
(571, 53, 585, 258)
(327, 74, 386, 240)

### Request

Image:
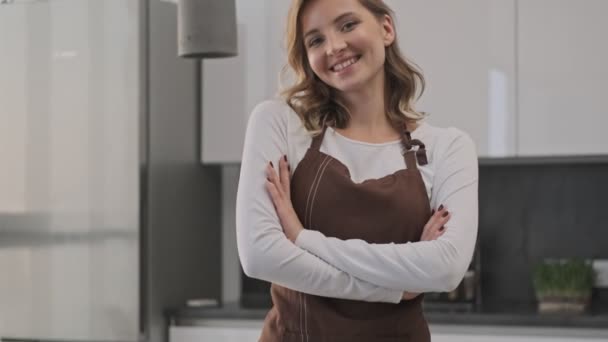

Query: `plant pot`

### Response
(536, 295, 590, 314)
(532, 258, 596, 315)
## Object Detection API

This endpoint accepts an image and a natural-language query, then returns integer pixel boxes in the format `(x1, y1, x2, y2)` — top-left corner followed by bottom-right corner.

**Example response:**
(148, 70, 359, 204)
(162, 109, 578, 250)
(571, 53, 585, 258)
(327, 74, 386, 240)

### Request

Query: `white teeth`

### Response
(332, 56, 359, 72)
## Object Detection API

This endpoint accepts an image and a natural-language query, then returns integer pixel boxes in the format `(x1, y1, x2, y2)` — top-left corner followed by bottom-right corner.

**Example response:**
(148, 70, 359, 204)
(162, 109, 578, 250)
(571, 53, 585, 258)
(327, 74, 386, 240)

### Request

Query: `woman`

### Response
(236, 0, 479, 340)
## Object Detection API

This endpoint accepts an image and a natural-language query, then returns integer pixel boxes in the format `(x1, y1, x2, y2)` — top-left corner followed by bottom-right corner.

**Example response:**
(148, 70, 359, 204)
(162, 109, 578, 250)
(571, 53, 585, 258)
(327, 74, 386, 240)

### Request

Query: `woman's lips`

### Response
(330, 55, 361, 73)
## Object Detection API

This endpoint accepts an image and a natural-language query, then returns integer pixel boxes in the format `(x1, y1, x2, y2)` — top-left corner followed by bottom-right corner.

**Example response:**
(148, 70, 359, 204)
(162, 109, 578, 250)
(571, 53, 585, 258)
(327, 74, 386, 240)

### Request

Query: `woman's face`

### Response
(300, 0, 395, 94)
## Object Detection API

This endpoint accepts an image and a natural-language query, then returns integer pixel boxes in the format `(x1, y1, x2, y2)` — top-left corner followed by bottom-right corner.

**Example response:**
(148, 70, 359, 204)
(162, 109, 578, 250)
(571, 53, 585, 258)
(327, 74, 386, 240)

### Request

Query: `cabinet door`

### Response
(517, 0, 608, 156)
(433, 334, 606, 342)
(386, 0, 517, 157)
(170, 326, 262, 342)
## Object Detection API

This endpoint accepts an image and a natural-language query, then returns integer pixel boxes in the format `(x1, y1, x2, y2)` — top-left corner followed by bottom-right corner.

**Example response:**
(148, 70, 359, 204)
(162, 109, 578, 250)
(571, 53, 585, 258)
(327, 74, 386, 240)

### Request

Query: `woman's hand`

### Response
(421, 204, 450, 242)
(402, 205, 451, 300)
(265, 155, 303, 243)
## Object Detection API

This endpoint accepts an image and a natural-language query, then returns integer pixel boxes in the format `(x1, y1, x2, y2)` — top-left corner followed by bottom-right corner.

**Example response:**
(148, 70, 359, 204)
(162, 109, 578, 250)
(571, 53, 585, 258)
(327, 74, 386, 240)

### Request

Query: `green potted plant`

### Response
(532, 258, 596, 314)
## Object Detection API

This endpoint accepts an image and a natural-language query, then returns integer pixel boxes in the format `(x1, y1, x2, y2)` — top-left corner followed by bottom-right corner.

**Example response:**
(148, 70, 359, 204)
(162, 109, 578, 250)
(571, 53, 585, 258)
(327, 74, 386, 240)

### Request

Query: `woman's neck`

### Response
(336, 92, 419, 142)
(337, 76, 418, 140)
(339, 75, 390, 131)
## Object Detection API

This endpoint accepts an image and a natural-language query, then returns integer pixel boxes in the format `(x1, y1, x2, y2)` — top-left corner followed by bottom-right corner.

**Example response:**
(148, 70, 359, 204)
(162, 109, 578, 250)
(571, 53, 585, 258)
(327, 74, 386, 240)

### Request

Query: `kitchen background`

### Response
(1, 0, 607, 342)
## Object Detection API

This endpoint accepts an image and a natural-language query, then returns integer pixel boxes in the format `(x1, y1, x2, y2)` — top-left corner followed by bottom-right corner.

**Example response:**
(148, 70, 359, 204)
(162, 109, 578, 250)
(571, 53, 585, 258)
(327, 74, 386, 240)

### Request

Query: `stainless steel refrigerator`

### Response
(0, 0, 222, 341)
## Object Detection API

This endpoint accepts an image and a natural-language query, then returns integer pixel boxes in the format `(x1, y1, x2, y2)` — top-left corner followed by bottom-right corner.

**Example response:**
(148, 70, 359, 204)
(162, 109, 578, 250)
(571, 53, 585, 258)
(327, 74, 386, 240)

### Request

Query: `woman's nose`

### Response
(325, 35, 347, 56)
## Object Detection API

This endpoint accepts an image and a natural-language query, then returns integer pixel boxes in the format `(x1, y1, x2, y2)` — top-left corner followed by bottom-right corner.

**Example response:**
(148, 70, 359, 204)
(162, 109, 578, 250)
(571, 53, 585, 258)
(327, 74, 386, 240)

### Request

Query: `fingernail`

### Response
(270, 161, 274, 167)
(442, 211, 449, 217)
(284, 155, 288, 162)
(438, 204, 444, 211)
(267, 177, 271, 182)
(439, 226, 445, 231)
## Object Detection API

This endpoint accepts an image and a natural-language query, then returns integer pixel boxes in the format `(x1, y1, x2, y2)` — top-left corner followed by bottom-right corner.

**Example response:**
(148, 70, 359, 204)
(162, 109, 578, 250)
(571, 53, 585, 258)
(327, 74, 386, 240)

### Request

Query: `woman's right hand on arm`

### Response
(402, 205, 451, 300)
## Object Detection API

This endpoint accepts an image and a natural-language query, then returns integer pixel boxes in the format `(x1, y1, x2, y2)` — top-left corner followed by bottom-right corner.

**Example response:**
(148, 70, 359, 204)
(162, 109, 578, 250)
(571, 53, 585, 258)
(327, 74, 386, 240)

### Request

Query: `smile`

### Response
(330, 55, 361, 73)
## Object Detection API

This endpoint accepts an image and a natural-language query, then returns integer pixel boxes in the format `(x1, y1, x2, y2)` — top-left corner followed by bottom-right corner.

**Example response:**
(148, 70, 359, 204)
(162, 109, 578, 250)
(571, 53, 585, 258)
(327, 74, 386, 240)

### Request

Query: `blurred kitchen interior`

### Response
(1, 0, 607, 342)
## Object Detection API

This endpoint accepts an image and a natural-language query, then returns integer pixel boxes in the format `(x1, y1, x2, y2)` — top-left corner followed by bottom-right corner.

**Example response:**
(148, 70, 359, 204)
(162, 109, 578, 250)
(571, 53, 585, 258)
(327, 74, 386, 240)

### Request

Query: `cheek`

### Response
(373, 38, 388, 60)
(307, 52, 326, 76)
(357, 33, 385, 60)
(374, 46, 386, 64)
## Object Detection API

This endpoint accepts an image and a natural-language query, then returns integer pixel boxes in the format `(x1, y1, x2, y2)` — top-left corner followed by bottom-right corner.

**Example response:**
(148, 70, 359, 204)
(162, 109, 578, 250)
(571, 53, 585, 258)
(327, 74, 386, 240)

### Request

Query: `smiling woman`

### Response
(301, 3, 393, 95)
(235, 0, 479, 341)
(281, 0, 426, 136)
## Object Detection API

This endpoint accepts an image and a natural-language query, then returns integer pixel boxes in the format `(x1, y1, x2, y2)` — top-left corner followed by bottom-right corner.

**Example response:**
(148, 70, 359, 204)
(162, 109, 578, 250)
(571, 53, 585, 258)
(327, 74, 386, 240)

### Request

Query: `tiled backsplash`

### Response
(478, 161, 608, 309)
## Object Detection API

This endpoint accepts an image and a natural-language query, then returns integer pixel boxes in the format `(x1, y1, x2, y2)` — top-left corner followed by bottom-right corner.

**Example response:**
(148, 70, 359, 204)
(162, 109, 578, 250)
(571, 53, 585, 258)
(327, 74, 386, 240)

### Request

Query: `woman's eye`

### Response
(342, 21, 358, 31)
(308, 37, 323, 47)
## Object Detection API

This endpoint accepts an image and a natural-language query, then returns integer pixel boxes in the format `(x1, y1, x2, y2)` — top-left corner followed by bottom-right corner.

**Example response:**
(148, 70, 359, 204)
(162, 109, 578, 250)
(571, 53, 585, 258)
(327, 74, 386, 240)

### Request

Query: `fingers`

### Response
(266, 155, 291, 193)
(279, 155, 290, 198)
(421, 205, 451, 241)
(436, 208, 450, 230)
(266, 162, 283, 200)
(425, 204, 445, 229)
(433, 216, 449, 239)
(265, 180, 280, 209)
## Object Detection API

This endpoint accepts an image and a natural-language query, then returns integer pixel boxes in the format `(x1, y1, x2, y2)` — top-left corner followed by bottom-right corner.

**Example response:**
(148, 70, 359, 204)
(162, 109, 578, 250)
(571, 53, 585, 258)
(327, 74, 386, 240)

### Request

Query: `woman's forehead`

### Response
(301, 0, 366, 32)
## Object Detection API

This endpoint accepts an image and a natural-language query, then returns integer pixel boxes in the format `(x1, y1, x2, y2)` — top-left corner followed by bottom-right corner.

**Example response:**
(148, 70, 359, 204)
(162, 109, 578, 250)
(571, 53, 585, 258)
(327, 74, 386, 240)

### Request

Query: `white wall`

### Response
(517, 0, 608, 156)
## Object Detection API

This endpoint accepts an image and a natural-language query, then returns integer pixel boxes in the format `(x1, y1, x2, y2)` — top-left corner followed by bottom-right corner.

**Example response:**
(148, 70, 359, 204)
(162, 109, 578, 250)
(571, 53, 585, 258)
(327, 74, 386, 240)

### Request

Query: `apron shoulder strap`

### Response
(310, 124, 328, 152)
(401, 123, 428, 169)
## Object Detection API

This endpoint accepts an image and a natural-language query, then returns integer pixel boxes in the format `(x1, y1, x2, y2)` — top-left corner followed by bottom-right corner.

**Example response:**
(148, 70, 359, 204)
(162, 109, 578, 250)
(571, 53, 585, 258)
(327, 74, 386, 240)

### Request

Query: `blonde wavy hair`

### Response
(280, 0, 426, 135)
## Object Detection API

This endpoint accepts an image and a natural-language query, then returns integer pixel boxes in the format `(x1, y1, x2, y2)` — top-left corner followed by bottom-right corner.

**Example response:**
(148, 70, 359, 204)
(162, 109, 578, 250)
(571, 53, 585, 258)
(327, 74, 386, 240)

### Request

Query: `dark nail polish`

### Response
(439, 226, 445, 231)
(284, 155, 288, 162)
(442, 211, 449, 217)
(438, 204, 444, 211)
(270, 161, 274, 167)
(267, 177, 271, 182)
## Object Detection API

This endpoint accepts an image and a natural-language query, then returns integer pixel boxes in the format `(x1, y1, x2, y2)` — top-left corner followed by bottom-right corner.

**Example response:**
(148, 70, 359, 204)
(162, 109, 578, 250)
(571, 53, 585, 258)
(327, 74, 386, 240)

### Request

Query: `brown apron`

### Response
(260, 123, 431, 342)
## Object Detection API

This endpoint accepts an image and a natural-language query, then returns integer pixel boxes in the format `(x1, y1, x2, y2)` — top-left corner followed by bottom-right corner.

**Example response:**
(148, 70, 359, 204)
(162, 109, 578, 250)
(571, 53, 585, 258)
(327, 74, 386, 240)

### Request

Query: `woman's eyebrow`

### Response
(303, 12, 357, 39)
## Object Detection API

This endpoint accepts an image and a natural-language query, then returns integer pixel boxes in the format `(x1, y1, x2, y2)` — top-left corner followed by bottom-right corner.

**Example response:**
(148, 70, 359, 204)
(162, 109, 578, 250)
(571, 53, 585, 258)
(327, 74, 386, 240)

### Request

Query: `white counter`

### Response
(170, 319, 608, 342)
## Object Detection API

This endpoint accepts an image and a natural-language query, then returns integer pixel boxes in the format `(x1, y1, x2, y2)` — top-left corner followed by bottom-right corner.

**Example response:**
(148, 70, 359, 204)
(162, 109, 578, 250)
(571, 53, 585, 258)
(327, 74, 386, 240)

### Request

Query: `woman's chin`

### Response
(330, 80, 367, 94)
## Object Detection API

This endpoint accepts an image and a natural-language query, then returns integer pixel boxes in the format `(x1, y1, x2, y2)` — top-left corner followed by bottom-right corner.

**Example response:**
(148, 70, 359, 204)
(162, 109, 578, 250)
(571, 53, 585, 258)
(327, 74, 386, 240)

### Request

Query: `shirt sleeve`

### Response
(294, 129, 479, 293)
(236, 100, 403, 303)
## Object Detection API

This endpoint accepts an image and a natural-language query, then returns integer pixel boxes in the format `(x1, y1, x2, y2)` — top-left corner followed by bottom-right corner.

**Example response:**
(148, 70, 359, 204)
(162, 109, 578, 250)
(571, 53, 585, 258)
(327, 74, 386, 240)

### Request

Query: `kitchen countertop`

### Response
(167, 301, 608, 330)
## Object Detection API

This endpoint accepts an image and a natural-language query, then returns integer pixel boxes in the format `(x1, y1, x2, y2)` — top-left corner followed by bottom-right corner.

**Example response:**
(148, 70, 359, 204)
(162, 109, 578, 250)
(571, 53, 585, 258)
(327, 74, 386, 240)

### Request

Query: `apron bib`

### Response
(260, 123, 432, 342)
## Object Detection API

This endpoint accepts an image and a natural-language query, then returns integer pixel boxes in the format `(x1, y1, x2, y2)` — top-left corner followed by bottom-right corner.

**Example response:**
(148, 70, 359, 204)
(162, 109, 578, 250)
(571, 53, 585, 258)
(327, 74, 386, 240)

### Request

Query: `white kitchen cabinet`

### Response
(204, 0, 608, 161)
(201, 0, 515, 162)
(430, 325, 608, 342)
(171, 326, 262, 342)
(516, 0, 608, 156)
(170, 322, 262, 342)
(432, 334, 607, 342)
(386, 0, 517, 158)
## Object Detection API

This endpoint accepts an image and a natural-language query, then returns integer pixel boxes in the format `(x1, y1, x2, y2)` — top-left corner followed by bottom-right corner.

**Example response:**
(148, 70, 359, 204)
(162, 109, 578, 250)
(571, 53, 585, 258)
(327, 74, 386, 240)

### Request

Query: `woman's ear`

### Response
(381, 14, 396, 47)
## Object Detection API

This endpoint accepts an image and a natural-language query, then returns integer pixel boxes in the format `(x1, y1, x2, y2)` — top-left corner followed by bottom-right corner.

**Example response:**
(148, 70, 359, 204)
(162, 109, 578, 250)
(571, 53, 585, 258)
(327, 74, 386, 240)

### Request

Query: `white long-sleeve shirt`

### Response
(236, 99, 479, 304)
